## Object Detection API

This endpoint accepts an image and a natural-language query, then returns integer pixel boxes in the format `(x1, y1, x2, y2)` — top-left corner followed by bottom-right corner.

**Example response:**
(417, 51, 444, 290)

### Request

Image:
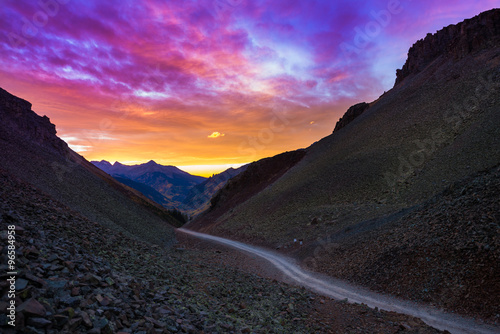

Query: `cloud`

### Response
(0, 0, 495, 173)
(208, 131, 225, 138)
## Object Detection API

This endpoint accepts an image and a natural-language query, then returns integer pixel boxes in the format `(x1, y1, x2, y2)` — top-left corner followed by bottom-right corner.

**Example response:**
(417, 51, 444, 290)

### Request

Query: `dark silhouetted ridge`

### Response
(0, 87, 181, 245)
(333, 102, 370, 132)
(0, 87, 68, 154)
(395, 8, 500, 85)
(186, 150, 306, 233)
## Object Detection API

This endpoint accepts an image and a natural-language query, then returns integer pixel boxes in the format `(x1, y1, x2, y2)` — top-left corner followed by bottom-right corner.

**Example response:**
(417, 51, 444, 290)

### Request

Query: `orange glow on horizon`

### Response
(0, 73, 349, 177)
(1, 1, 493, 177)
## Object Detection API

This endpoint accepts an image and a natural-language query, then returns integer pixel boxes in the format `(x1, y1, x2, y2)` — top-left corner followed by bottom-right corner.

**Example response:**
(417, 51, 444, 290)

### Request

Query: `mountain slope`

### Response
(181, 165, 248, 217)
(92, 160, 206, 209)
(187, 150, 306, 234)
(304, 163, 500, 322)
(185, 9, 500, 321)
(113, 176, 172, 208)
(189, 8, 500, 244)
(0, 87, 181, 245)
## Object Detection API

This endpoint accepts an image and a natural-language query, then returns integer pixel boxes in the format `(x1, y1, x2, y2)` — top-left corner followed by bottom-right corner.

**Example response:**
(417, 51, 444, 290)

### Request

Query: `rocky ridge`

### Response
(0, 88, 67, 154)
(333, 102, 370, 132)
(395, 9, 500, 85)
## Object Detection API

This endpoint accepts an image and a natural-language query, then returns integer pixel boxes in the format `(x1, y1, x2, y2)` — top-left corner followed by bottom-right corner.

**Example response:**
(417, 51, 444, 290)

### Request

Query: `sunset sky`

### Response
(0, 0, 497, 176)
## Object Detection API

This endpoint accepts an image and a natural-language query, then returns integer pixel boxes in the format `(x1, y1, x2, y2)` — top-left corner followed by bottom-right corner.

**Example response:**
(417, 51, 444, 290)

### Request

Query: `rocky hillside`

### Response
(299, 164, 500, 324)
(0, 88, 181, 245)
(186, 150, 306, 233)
(185, 9, 500, 322)
(0, 168, 442, 333)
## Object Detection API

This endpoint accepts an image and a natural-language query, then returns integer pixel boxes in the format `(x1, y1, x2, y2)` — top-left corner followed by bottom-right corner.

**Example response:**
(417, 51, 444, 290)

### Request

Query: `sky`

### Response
(0, 0, 498, 176)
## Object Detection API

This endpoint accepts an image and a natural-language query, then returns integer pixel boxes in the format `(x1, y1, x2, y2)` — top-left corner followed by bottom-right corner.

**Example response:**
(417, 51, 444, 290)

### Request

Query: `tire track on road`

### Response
(178, 228, 499, 334)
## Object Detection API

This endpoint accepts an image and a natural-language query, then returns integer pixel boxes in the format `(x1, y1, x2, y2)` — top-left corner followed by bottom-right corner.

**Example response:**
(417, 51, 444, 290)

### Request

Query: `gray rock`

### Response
(15, 278, 29, 290)
(47, 254, 59, 262)
(59, 295, 82, 307)
(53, 314, 69, 328)
(17, 298, 46, 317)
(26, 317, 52, 328)
(80, 311, 93, 328)
(47, 280, 67, 290)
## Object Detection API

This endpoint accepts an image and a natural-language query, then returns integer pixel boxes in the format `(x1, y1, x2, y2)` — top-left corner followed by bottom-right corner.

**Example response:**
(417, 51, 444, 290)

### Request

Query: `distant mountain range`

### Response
(93, 160, 205, 184)
(91, 160, 246, 216)
(92, 160, 205, 208)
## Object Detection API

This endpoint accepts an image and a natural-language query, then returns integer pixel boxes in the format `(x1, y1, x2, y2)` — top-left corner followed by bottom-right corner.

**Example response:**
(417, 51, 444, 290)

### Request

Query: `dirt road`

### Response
(178, 228, 500, 334)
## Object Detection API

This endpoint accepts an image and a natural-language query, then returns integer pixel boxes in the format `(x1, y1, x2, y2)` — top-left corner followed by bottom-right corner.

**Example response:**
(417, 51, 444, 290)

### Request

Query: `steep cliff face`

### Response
(0, 88, 67, 154)
(395, 9, 500, 85)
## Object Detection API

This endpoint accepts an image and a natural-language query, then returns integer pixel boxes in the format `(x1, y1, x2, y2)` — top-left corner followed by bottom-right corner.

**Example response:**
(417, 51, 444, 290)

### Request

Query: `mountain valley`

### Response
(1, 8, 499, 334)
(91, 160, 247, 218)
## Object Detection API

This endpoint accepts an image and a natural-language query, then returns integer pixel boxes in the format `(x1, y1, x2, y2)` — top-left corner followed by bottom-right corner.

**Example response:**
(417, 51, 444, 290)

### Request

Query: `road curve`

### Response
(178, 228, 499, 334)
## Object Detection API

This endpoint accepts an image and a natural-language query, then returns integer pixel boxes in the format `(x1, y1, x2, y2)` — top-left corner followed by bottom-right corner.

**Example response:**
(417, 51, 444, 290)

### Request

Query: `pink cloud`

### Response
(0, 0, 495, 169)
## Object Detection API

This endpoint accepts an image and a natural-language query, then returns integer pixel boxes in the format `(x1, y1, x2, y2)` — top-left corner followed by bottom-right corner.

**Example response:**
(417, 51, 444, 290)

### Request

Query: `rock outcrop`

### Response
(333, 102, 370, 132)
(395, 8, 500, 86)
(0, 88, 68, 154)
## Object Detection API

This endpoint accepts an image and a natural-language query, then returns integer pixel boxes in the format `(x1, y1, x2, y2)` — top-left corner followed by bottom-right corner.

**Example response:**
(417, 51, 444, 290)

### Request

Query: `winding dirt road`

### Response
(178, 228, 500, 334)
